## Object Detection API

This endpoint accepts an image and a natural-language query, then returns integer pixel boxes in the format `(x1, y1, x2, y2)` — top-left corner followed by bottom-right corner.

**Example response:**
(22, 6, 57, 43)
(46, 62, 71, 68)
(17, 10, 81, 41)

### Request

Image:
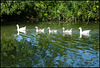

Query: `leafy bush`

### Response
(1, 1, 99, 23)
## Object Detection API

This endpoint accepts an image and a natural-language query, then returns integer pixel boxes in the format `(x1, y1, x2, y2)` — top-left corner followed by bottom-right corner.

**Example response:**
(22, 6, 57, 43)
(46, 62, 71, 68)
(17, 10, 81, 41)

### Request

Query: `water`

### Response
(1, 22, 99, 67)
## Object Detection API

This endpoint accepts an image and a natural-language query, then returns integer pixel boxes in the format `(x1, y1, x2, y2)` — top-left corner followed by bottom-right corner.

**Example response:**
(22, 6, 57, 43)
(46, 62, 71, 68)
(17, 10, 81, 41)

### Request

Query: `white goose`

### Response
(62, 27, 72, 36)
(79, 27, 91, 35)
(35, 26, 44, 33)
(16, 24, 26, 35)
(47, 27, 57, 33)
(62, 27, 72, 33)
(16, 24, 26, 31)
(79, 27, 91, 38)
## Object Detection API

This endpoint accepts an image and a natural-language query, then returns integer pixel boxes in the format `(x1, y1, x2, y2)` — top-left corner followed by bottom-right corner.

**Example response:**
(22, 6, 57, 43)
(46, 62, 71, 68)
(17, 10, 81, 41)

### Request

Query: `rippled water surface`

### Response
(1, 22, 99, 67)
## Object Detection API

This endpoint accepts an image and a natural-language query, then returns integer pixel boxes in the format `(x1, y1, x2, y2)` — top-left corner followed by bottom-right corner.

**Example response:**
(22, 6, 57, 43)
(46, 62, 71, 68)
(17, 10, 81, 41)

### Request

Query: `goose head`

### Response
(79, 27, 81, 29)
(47, 27, 50, 29)
(35, 26, 38, 29)
(16, 24, 18, 26)
(62, 27, 65, 29)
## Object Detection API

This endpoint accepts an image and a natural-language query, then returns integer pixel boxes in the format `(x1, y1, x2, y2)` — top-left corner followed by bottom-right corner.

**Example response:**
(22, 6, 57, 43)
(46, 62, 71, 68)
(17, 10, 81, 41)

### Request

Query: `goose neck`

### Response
(79, 28, 82, 34)
(62, 29, 64, 32)
(17, 25, 19, 31)
(36, 28, 38, 32)
(48, 28, 50, 33)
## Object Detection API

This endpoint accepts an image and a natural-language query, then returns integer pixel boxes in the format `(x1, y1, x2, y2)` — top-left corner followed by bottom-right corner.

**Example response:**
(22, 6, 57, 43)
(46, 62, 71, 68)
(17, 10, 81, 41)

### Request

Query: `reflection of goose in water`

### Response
(47, 27, 57, 34)
(17, 30, 26, 35)
(35, 26, 44, 33)
(62, 27, 72, 36)
(79, 27, 91, 38)
(79, 33, 91, 38)
(63, 32, 72, 36)
(16, 24, 26, 35)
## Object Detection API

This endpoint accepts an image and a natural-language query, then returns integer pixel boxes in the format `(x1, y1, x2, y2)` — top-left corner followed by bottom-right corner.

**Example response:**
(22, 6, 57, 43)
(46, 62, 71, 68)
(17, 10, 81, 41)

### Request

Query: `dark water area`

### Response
(1, 21, 99, 67)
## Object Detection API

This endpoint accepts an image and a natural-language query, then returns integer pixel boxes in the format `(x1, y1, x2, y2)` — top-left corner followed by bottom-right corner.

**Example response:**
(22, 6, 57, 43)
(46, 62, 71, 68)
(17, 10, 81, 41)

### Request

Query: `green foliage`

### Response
(0, 1, 99, 23)
(1, 35, 17, 67)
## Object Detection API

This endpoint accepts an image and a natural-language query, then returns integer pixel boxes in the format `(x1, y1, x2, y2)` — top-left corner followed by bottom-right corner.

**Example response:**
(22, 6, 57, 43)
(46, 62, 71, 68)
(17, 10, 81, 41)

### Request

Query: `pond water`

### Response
(1, 22, 99, 67)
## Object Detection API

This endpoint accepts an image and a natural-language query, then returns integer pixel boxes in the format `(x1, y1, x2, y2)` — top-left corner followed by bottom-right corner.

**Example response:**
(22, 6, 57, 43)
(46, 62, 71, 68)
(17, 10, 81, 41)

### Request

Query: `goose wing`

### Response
(82, 30, 91, 34)
(64, 29, 71, 33)
(83, 30, 90, 32)
(50, 30, 57, 33)
(38, 29, 44, 32)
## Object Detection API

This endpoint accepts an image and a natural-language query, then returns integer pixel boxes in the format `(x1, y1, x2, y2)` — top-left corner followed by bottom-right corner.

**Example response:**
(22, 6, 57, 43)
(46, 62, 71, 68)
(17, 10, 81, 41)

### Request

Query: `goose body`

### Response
(35, 26, 44, 33)
(47, 27, 57, 33)
(79, 27, 91, 35)
(62, 27, 72, 33)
